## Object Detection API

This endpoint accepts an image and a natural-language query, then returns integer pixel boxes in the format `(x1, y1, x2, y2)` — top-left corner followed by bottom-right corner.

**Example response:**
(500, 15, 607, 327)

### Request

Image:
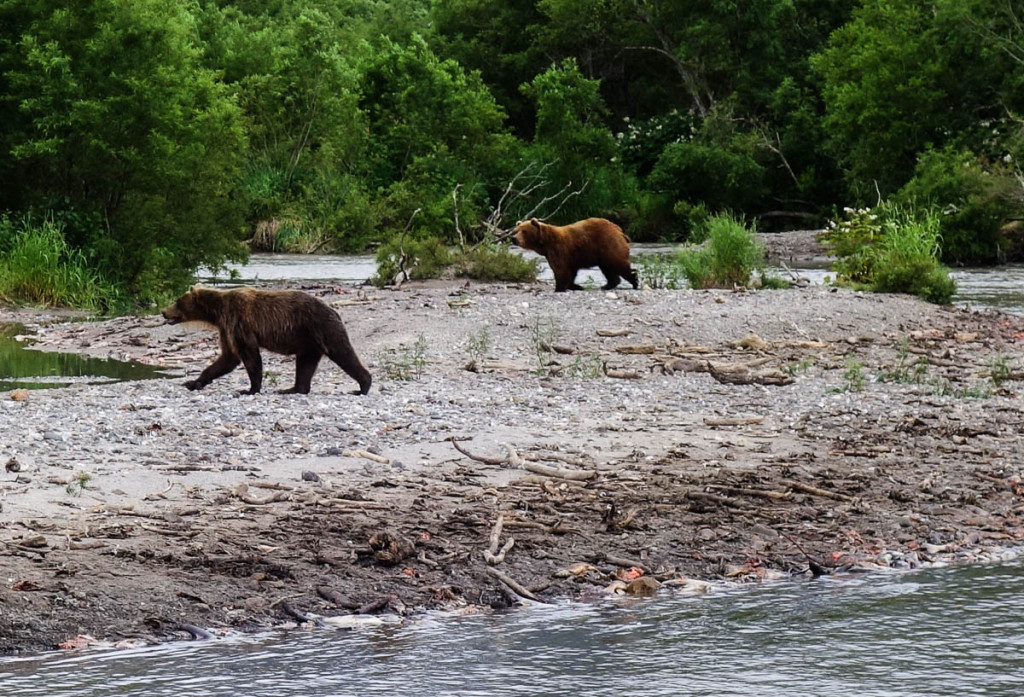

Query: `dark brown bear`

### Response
(161, 286, 371, 395)
(513, 217, 639, 292)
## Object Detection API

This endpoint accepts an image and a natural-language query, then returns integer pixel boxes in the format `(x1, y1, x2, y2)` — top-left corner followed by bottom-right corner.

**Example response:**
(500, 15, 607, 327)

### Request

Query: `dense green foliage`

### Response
(822, 203, 957, 304)
(1, 0, 1022, 307)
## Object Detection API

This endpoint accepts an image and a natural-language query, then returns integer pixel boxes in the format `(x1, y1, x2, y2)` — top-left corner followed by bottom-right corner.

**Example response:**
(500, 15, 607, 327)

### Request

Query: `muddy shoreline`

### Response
(3, 277, 1024, 655)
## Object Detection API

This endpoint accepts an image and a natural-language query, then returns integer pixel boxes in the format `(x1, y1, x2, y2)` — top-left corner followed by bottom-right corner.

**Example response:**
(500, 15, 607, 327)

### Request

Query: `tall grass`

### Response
(824, 203, 956, 304)
(0, 215, 117, 310)
(677, 213, 774, 289)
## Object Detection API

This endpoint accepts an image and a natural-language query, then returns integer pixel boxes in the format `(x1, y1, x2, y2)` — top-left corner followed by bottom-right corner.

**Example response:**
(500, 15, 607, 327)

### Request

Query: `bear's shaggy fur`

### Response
(513, 217, 639, 292)
(161, 287, 371, 395)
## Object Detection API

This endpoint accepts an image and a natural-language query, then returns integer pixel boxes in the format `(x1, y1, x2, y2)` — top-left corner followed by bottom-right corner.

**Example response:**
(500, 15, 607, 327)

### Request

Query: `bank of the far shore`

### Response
(3, 277, 1024, 655)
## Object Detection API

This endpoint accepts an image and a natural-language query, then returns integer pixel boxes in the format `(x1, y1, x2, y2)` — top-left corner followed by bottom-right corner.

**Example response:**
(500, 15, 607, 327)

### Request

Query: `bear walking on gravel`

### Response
(161, 287, 372, 395)
(513, 217, 639, 292)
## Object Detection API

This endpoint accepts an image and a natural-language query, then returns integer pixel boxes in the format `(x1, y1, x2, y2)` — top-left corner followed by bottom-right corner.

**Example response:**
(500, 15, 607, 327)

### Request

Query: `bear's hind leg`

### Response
(624, 266, 639, 289)
(281, 352, 321, 394)
(324, 323, 372, 395)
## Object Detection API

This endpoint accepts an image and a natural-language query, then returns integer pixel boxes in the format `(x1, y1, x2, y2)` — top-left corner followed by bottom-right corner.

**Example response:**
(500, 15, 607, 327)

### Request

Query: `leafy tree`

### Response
(812, 0, 950, 197)
(359, 34, 516, 238)
(647, 105, 768, 224)
(519, 58, 633, 221)
(430, 0, 546, 135)
(0, 0, 247, 302)
(535, 0, 799, 118)
(897, 146, 1019, 263)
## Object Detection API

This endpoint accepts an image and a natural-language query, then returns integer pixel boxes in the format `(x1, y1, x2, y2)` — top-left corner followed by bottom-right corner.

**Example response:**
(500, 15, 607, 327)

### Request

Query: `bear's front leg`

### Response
(553, 264, 580, 292)
(187, 353, 240, 390)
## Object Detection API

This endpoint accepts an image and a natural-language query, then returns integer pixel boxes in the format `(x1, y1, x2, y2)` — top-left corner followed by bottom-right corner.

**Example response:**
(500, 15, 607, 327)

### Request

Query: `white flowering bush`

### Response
(823, 202, 956, 304)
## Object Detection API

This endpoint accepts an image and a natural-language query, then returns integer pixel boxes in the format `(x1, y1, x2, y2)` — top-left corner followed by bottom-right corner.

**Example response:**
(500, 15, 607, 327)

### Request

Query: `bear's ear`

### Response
(530, 218, 541, 230)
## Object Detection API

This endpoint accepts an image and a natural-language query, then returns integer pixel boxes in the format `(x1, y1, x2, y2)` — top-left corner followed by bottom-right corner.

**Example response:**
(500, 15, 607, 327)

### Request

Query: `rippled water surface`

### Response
(950, 265, 1024, 316)
(4, 561, 1024, 697)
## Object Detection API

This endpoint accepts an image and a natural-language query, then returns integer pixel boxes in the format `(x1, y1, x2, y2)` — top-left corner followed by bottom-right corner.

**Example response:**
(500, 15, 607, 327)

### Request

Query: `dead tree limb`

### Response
(483, 513, 515, 565)
(481, 161, 589, 243)
(452, 183, 465, 251)
(448, 437, 508, 466)
(785, 481, 855, 503)
(522, 461, 597, 481)
(486, 567, 545, 603)
(391, 208, 423, 287)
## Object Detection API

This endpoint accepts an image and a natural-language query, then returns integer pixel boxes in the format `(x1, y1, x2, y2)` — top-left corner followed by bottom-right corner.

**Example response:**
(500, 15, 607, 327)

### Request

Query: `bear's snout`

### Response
(161, 306, 183, 325)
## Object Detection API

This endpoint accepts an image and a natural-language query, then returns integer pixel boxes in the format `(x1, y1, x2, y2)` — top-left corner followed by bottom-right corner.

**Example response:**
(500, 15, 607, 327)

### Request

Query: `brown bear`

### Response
(513, 217, 639, 292)
(161, 286, 371, 395)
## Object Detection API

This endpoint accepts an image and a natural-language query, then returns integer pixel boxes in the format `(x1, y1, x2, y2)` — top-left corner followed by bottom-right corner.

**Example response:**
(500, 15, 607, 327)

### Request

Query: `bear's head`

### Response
(513, 218, 549, 254)
(161, 286, 217, 327)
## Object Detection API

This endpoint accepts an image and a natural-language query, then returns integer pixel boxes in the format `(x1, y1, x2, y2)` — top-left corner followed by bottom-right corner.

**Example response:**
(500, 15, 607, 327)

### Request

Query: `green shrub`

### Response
(455, 244, 538, 282)
(376, 335, 428, 381)
(758, 274, 791, 290)
(647, 107, 769, 224)
(372, 239, 538, 287)
(823, 203, 957, 304)
(371, 235, 453, 287)
(637, 254, 684, 289)
(676, 213, 768, 289)
(821, 207, 881, 286)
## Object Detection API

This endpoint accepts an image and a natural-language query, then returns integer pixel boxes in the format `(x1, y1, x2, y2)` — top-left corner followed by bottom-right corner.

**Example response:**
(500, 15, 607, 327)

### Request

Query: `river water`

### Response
(3, 559, 1023, 696)
(202, 251, 1024, 317)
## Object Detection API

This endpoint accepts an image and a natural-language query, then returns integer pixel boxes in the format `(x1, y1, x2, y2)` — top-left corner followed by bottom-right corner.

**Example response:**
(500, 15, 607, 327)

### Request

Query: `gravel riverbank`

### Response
(3, 279, 1024, 654)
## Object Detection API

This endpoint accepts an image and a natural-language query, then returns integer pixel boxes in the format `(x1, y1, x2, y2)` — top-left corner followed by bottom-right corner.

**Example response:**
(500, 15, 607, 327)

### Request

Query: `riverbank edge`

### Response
(7, 543, 1024, 661)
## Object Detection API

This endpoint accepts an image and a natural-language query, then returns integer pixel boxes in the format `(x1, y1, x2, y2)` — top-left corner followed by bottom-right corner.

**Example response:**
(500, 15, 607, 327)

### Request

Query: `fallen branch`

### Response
(504, 444, 525, 467)
(525, 451, 591, 468)
(249, 481, 295, 491)
(653, 356, 709, 375)
(615, 344, 659, 354)
(486, 566, 545, 603)
(522, 462, 597, 481)
(603, 363, 643, 380)
(684, 490, 748, 509)
(313, 498, 392, 510)
(707, 360, 793, 386)
(706, 485, 791, 500)
(341, 449, 390, 465)
(449, 437, 508, 466)
(463, 360, 533, 373)
(232, 483, 289, 505)
(483, 514, 515, 565)
(538, 341, 576, 355)
(596, 552, 652, 574)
